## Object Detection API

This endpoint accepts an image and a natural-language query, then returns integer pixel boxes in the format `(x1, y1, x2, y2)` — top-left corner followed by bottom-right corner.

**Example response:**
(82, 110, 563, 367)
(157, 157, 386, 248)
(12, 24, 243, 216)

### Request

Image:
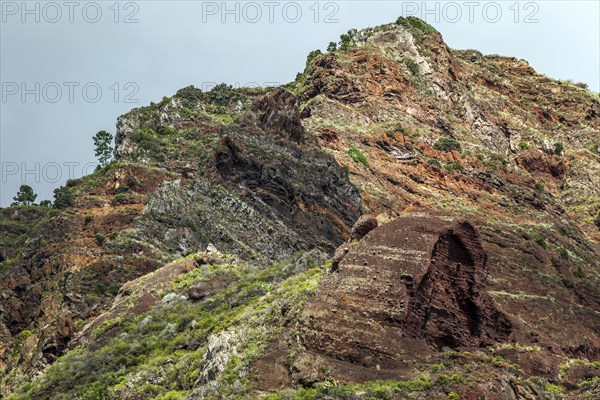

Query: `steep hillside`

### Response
(1, 17, 599, 399)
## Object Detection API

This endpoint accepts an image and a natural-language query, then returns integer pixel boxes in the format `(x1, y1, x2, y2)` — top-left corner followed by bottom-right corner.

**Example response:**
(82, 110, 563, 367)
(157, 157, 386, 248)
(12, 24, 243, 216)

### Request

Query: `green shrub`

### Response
(327, 41, 337, 52)
(520, 99, 533, 108)
(95, 232, 106, 246)
(544, 383, 565, 394)
(39, 200, 52, 208)
(18, 329, 34, 340)
(404, 58, 420, 75)
(114, 185, 130, 194)
(339, 33, 353, 51)
(557, 247, 569, 259)
(157, 126, 178, 136)
(489, 153, 508, 169)
(53, 185, 75, 209)
(206, 83, 243, 108)
(428, 158, 442, 168)
(429, 363, 444, 373)
(531, 232, 547, 248)
(175, 85, 203, 105)
(396, 16, 437, 42)
(535, 182, 544, 192)
(306, 49, 322, 66)
(347, 147, 368, 166)
(84, 215, 93, 225)
(518, 140, 530, 150)
(392, 123, 408, 136)
(434, 137, 461, 152)
(445, 162, 464, 173)
(553, 142, 564, 155)
(578, 376, 600, 390)
(435, 374, 465, 385)
(448, 392, 460, 400)
(157, 391, 187, 400)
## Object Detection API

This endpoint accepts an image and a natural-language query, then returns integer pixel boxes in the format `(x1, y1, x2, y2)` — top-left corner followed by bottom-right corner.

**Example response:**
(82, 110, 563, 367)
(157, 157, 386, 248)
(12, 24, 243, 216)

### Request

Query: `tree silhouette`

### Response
(12, 184, 37, 206)
(93, 130, 114, 167)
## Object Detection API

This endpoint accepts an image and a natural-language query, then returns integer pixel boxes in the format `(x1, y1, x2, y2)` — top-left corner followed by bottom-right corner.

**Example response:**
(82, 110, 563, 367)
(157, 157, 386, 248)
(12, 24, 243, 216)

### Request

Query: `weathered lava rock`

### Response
(300, 53, 366, 104)
(189, 276, 234, 301)
(517, 149, 567, 179)
(350, 214, 378, 240)
(215, 132, 362, 252)
(294, 212, 529, 382)
(254, 88, 305, 144)
(331, 244, 351, 272)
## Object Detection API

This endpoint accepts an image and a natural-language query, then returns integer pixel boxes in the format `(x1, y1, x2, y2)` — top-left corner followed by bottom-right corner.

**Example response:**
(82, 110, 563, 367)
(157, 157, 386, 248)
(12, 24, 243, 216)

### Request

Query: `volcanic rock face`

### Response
(0, 87, 362, 393)
(297, 213, 523, 381)
(517, 149, 568, 179)
(402, 219, 514, 348)
(253, 88, 306, 144)
(214, 131, 362, 253)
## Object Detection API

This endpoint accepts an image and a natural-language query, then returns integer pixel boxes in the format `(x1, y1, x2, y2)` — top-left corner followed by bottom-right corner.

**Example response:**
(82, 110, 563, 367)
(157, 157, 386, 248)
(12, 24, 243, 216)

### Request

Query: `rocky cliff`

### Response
(1, 17, 599, 399)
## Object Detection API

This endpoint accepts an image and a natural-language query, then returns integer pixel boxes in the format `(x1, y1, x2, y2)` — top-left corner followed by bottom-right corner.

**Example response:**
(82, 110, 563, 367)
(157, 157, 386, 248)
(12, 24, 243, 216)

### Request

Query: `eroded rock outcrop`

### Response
(350, 214, 379, 240)
(253, 88, 305, 144)
(215, 131, 362, 253)
(291, 213, 531, 382)
(517, 149, 568, 179)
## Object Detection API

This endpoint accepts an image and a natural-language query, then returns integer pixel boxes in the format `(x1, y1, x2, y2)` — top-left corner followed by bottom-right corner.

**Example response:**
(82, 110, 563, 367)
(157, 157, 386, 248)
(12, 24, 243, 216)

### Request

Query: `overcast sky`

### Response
(1, 0, 599, 206)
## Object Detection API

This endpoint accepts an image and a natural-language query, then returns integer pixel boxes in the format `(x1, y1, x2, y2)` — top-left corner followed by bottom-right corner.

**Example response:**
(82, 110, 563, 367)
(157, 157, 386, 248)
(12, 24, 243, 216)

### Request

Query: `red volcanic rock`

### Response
(517, 149, 567, 179)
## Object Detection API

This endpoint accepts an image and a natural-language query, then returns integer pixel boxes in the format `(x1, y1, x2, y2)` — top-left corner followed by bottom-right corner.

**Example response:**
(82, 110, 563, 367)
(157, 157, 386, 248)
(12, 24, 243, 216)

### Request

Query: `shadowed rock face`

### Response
(296, 213, 526, 381)
(215, 133, 362, 253)
(517, 149, 568, 179)
(403, 219, 513, 348)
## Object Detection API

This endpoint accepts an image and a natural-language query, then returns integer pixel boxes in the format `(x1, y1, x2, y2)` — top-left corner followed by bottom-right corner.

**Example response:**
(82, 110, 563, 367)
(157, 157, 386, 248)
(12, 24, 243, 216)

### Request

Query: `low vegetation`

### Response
(8, 254, 325, 399)
(347, 147, 368, 166)
(434, 137, 462, 153)
(396, 16, 437, 42)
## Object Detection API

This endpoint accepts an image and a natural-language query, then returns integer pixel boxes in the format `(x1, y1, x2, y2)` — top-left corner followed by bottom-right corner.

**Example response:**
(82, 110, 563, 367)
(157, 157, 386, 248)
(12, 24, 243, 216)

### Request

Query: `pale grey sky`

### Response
(1, 0, 599, 206)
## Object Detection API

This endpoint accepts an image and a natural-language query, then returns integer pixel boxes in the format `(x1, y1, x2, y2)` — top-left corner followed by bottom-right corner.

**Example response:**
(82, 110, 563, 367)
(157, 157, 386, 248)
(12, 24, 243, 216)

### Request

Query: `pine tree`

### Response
(12, 184, 37, 206)
(93, 130, 114, 167)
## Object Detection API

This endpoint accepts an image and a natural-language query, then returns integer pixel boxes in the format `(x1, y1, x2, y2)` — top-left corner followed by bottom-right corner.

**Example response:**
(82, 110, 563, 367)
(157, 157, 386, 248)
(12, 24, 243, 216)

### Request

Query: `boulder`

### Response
(331, 244, 351, 272)
(189, 276, 234, 301)
(351, 214, 378, 240)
